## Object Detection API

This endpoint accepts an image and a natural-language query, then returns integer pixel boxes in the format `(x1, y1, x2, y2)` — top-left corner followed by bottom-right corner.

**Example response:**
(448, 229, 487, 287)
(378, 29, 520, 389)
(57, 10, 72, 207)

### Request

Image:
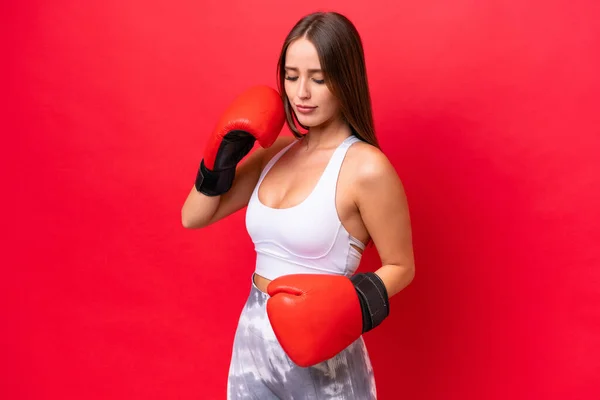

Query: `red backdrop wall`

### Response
(4, 0, 599, 399)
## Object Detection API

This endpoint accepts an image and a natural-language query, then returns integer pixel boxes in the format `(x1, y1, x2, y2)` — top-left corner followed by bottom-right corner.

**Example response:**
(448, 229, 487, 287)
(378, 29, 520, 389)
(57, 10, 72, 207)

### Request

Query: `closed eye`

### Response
(285, 76, 325, 84)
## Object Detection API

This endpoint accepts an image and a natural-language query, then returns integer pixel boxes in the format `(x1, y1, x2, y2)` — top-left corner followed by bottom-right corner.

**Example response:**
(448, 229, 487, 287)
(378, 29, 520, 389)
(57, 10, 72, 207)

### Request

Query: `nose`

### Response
(297, 78, 310, 100)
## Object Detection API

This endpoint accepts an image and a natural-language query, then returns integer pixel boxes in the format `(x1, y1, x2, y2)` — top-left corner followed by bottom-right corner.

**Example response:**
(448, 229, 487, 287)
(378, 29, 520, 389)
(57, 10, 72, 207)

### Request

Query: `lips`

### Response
(295, 104, 317, 114)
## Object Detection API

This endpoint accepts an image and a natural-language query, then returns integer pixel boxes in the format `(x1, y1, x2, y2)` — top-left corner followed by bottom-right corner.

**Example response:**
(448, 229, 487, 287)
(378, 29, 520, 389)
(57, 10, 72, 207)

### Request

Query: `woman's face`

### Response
(284, 38, 342, 129)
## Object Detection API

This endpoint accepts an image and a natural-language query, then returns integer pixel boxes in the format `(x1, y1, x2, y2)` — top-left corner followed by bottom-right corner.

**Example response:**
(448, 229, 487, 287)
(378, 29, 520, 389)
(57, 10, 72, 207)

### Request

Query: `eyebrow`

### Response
(284, 66, 323, 73)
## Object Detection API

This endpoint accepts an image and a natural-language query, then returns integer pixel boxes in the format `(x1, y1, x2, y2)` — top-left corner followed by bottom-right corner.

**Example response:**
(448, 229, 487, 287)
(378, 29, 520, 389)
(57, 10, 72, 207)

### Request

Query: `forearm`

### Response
(374, 263, 415, 298)
(181, 186, 220, 229)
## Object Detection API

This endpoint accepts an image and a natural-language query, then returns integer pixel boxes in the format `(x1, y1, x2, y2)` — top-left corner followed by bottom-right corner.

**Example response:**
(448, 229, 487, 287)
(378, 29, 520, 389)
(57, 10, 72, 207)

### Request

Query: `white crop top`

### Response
(245, 135, 366, 281)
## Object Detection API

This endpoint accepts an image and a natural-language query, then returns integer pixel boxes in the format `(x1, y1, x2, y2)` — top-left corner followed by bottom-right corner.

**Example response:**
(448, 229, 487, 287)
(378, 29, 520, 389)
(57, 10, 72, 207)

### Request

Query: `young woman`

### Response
(182, 11, 415, 400)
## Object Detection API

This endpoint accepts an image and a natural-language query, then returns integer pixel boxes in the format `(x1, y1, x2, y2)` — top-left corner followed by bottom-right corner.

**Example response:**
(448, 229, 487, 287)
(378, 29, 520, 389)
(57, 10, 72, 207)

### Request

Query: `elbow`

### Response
(406, 265, 416, 286)
(181, 217, 194, 229)
(181, 213, 192, 229)
(181, 210, 204, 230)
(397, 263, 416, 292)
(404, 260, 416, 282)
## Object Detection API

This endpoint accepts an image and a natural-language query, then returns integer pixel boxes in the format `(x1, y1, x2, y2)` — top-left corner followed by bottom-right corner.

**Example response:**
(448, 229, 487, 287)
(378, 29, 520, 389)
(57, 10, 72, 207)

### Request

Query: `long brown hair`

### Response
(276, 12, 380, 148)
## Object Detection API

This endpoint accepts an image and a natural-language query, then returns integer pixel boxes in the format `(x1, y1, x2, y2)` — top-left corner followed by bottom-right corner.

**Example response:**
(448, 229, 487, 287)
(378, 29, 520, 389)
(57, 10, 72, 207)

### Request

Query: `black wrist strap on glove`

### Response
(194, 159, 236, 197)
(194, 131, 256, 197)
(350, 272, 390, 333)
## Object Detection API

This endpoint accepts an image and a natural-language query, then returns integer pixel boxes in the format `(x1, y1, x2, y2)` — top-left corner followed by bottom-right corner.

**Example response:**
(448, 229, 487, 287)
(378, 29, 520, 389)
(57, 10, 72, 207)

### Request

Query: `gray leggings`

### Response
(227, 275, 377, 399)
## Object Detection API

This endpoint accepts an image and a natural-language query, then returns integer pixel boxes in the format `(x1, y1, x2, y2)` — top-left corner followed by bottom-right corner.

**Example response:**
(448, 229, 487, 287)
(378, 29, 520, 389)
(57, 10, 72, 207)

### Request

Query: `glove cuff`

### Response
(350, 272, 390, 333)
(194, 159, 235, 196)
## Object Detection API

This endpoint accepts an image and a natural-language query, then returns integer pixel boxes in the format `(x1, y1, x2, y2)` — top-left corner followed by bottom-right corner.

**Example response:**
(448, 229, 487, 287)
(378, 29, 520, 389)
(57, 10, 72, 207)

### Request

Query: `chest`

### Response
(246, 139, 369, 254)
(257, 148, 357, 219)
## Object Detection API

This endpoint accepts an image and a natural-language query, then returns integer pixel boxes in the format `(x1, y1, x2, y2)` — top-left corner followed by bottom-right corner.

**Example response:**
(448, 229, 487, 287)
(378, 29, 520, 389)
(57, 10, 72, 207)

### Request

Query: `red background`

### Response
(3, 0, 600, 399)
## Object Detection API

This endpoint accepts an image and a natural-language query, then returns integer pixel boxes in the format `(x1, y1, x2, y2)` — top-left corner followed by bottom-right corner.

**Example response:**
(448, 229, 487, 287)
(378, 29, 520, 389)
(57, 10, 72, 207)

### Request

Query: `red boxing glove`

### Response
(195, 85, 285, 196)
(266, 273, 390, 367)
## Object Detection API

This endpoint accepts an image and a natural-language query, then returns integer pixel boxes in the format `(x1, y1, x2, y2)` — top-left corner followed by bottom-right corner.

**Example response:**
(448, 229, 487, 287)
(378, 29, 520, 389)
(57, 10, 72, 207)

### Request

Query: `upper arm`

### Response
(204, 135, 296, 226)
(354, 147, 415, 272)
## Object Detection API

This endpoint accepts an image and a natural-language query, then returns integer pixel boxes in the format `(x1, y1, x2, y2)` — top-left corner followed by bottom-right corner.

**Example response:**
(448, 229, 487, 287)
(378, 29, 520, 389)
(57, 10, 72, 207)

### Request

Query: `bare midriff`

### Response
(253, 273, 271, 294)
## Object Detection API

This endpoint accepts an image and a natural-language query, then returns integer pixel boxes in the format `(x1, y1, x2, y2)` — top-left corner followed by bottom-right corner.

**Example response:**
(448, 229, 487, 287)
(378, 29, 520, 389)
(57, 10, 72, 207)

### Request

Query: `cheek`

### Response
(319, 89, 339, 113)
(284, 81, 294, 99)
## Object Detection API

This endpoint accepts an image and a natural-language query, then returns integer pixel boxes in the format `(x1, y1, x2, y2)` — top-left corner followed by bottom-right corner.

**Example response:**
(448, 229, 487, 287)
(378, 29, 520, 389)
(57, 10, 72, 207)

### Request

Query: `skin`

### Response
(181, 37, 415, 298)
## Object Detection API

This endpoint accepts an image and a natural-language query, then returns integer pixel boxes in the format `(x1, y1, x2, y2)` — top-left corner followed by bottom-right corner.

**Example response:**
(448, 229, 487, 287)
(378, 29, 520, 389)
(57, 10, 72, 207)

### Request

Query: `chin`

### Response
(295, 114, 324, 128)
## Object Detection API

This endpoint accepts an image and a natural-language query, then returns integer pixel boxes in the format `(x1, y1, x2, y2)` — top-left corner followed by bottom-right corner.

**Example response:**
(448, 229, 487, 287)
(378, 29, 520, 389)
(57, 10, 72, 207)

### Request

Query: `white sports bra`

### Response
(245, 135, 366, 281)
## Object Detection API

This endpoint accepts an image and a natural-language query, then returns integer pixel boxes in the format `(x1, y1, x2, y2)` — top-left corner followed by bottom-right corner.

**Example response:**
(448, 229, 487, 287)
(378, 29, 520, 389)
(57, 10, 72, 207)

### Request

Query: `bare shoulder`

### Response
(345, 141, 402, 186)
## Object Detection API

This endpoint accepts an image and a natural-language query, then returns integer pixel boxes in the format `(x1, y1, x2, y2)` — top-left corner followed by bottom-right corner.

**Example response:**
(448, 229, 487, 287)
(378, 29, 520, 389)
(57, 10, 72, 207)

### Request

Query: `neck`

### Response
(301, 118, 352, 151)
